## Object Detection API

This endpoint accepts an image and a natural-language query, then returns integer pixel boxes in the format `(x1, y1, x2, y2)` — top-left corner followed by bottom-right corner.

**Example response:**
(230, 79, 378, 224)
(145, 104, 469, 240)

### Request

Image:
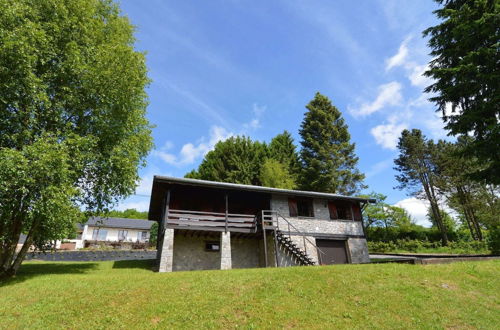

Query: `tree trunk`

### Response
(463, 188, 483, 240)
(456, 186, 480, 240)
(420, 172, 448, 246)
(0, 217, 39, 279)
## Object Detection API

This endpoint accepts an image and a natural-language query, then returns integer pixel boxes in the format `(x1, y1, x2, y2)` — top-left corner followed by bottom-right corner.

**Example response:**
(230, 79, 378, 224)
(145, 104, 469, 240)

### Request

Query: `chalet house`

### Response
(149, 176, 375, 272)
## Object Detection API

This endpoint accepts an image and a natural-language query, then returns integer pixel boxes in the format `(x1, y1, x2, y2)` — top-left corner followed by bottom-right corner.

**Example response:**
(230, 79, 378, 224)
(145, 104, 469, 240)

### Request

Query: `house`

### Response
(71, 217, 155, 249)
(148, 176, 375, 272)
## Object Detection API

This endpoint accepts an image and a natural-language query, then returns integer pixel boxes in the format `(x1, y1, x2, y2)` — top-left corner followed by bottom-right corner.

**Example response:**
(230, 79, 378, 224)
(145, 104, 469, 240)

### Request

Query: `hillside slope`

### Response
(1, 260, 498, 328)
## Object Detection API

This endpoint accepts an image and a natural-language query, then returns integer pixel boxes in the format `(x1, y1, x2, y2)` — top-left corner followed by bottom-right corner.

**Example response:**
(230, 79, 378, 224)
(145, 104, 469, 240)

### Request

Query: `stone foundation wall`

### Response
(231, 237, 261, 269)
(347, 238, 370, 263)
(172, 234, 220, 271)
(24, 250, 156, 262)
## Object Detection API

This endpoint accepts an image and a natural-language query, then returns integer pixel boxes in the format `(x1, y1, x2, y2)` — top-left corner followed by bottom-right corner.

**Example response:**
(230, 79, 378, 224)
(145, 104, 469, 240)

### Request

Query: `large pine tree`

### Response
(299, 92, 365, 195)
(423, 0, 499, 184)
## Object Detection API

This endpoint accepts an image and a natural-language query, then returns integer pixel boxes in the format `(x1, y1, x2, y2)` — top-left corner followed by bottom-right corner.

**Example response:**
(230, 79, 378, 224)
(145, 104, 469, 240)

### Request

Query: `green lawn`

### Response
(1, 260, 499, 329)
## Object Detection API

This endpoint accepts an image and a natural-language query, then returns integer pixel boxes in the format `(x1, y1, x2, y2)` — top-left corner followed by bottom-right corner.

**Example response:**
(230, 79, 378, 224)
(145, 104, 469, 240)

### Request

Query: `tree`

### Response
(0, 0, 152, 278)
(361, 192, 414, 241)
(423, 0, 500, 184)
(394, 129, 449, 245)
(299, 93, 366, 195)
(268, 131, 301, 181)
(433, 138, 485, 240)
(105, 209, 148, 220)
(186, 136, 268, 185)
(426, 207, 457, 238)
(259, 158, 296, 189)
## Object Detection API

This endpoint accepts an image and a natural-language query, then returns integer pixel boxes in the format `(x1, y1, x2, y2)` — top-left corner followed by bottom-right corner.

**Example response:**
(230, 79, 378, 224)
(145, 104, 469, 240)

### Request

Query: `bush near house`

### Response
(368, 239, 490, 254)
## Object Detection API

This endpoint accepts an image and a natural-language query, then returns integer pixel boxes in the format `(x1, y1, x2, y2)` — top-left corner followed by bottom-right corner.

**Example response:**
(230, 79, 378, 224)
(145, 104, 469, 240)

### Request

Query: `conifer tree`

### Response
(299, 93, 366, 195)
(185, 136, 267, 185)
(268, 131, 301, 181)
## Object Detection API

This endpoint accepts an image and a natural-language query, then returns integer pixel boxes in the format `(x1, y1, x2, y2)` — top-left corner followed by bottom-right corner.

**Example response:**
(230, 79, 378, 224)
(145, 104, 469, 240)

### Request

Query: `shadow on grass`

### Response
(112, 259, 155, 270)
(0, 262, 99, 287)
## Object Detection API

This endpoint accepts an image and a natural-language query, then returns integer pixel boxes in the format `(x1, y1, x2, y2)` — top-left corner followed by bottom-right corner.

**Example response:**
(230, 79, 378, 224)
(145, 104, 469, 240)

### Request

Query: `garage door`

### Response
(316, 239, 349, 265)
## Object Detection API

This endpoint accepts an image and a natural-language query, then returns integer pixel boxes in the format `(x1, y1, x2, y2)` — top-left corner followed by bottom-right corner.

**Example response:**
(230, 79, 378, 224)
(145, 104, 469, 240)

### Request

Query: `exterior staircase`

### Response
(261, 210, 325, 267)
(275, 229, 315, 265)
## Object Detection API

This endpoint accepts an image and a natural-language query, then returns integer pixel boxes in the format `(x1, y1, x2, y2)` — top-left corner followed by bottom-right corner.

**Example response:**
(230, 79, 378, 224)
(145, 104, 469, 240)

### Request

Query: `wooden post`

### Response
(163, 190, 171, 232)
(225, 193, 228, 232)
(303, 236, 307, 255)
(262, 212, 268, 267)
(273, 229, 280, 267)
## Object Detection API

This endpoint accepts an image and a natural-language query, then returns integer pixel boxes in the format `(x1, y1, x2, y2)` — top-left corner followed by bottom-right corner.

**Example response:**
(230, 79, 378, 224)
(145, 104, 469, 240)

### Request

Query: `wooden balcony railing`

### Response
(166, 209, 257, 233)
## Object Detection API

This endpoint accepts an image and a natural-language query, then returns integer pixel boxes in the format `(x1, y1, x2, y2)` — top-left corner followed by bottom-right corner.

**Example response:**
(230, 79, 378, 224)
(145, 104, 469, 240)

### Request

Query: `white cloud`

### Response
(370, 121, 408, 150)
(386, 36, 411, 71)
(394, 197, 431, 227)
(350, 82, 402, 117)
(394, 197, 457, 228)
(408, 63, 432, 88)
(153, 125, 233, 166)
(243, 103, 266, 131)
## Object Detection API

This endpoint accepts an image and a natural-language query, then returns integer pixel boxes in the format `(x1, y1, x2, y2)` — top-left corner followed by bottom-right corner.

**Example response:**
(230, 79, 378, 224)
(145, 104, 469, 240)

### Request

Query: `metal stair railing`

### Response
(261, 210, 327, 266)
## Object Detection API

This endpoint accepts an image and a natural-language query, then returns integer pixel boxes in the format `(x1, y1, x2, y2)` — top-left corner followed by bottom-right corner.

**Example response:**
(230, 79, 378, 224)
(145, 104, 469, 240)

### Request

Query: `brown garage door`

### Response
(316, 239, 349, 265)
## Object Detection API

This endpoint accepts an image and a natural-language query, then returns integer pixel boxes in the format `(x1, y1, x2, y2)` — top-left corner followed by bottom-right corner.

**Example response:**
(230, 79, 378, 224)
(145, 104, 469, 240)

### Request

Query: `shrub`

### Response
(487, 226, 500, 255)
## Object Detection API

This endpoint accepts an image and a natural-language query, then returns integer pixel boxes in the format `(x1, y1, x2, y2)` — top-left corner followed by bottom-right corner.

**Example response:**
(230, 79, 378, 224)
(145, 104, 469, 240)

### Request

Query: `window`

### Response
(297, 198, 314, 217)
(92, 229, 108, 241)
(288, 198, 314, 217)
(329, 201, 353, 220)
(118, 230, 128, 241)
(205, 241, 220, 252)
(337, 204, 353, 220)
(137, 231, 148, 242)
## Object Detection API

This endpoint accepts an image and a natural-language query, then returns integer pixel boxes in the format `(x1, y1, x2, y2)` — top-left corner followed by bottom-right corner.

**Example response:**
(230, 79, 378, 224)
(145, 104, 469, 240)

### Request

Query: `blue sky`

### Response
(116, 0, 448, 226)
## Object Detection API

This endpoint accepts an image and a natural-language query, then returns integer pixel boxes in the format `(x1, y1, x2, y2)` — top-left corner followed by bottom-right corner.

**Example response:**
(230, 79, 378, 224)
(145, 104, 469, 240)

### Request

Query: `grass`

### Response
(1, 260, 499, 329)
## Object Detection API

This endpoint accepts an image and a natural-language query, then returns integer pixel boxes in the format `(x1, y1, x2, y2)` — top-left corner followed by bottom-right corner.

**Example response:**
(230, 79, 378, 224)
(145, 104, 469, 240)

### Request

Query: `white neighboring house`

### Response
(70, 217, 155, 249)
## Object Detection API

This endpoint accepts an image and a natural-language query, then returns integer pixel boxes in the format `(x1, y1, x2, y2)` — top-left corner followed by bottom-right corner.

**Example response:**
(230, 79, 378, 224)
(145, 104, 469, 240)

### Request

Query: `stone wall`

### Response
(270, 194, 369, 265)
(24, 250, 156, 262)
(172, 234, 221, 271)
(347, 238, 370, 263)
(231, 237, 261, 269)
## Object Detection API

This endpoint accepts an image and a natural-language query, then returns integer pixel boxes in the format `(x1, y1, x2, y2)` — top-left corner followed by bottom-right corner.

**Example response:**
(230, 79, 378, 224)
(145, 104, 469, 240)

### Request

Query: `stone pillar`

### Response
(220, 231, 232, 270)
(158, 228, 174, 272)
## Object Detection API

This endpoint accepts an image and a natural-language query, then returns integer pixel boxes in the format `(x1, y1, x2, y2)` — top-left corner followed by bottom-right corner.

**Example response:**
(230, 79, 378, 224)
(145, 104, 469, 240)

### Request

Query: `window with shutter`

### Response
(288, 198, 298, 217)
(328, 201, 338, 220)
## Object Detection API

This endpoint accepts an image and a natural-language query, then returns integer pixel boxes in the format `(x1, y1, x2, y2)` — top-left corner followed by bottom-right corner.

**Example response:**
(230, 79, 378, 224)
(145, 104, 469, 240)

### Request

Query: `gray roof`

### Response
(85, 217, 154, 230)
(153, 176, 376, 203)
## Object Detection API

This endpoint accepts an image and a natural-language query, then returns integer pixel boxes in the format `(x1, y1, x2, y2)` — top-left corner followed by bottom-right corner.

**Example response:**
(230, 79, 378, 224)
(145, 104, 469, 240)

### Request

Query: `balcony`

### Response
(165, 209, 258, 233)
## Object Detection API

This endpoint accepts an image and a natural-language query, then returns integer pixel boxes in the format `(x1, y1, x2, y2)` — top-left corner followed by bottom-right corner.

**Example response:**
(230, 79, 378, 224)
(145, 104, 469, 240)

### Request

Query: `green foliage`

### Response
(426, 207, 457, 236)
(487, 226, 500, 255)
(0, 136, 85, 250)
(423, 0, 500, 184)
(299, 92, 365, 195)
(368, 239, 489, 254)
(149, 222, 158, 246)
(394, 129, 449, 245)
(259, 158, 296, 189)
(187, 136, 268, 185)
(268, 131, 301, 181)
(105, 209, 148, 220)
(0, 0, 152, 277)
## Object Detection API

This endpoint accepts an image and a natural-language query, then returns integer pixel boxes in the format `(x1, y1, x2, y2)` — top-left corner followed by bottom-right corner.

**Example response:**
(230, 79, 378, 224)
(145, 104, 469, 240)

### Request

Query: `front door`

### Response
(316, 239, 349, 265)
